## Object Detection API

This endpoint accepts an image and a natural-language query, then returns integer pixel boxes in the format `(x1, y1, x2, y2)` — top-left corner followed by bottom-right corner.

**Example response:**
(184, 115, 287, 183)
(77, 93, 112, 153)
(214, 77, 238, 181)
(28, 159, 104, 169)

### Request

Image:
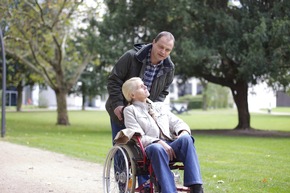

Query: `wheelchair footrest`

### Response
(177, 186, 190, 192)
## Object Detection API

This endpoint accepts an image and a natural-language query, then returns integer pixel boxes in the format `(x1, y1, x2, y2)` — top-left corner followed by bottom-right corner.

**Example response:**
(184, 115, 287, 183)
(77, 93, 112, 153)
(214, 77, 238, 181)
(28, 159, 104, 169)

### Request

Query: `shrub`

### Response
(38, 95, 49, 108)
(172, 94, 202, 110)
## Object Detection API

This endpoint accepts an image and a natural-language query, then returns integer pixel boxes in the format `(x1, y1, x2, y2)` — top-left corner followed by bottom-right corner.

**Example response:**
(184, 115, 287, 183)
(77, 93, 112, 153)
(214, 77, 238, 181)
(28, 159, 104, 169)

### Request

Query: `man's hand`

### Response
(157, 140, 176, 161)
(114, 106, 124, 121)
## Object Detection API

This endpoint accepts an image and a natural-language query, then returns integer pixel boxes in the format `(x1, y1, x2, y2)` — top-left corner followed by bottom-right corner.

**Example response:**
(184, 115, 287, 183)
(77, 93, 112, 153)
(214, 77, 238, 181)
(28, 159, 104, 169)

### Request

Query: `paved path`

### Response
(0, 141, 103, 193)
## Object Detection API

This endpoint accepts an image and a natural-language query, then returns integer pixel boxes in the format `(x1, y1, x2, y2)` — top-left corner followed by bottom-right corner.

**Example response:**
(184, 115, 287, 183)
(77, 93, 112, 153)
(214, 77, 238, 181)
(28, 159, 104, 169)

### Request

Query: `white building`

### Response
(19, 77, 287, 111)
(248, 82, 276, 111)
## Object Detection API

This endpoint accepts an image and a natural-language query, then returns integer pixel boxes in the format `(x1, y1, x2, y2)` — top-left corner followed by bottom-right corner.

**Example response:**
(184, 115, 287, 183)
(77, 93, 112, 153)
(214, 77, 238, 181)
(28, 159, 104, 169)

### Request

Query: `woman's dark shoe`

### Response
(140, 187, 151, 193)
(190, 184, 204, 193)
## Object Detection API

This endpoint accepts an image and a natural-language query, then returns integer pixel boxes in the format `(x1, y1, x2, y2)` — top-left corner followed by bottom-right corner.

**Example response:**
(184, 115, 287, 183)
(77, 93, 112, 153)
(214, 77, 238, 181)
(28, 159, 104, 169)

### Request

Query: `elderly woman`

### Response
(121, 77, 203, 193)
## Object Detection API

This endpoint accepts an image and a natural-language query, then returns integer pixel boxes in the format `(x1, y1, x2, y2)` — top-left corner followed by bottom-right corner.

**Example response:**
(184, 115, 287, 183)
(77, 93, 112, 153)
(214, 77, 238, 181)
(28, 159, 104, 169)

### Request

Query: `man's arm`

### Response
(156, 67, 175, 101)
(107, 51, 134, 109)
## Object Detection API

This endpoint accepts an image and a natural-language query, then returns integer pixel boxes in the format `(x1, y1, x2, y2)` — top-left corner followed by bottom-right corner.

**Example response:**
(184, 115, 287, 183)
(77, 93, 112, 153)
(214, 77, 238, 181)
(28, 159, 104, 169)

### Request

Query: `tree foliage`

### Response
(0, 55, 44, 111)
(70, 62, 108, 110)
(1, 0, 101, 125)
(173, 0, 290, 129)
(99, 0, 290, 130)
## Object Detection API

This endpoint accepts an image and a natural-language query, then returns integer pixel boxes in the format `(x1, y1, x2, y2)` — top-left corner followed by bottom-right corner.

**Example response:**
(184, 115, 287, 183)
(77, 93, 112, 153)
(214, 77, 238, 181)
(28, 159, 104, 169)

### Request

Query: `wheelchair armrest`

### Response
(133, 135, 147, 164)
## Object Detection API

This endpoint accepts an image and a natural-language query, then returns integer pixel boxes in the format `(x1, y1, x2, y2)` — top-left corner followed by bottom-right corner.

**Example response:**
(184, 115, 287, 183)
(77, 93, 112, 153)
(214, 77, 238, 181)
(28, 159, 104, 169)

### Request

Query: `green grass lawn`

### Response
(1, 108, 290, 192)
(179, 108, 290, 131)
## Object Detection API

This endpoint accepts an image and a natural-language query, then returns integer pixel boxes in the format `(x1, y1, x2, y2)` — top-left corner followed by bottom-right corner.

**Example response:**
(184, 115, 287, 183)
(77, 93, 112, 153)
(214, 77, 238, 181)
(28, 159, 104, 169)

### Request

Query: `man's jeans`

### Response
(111, 119, 125, 143)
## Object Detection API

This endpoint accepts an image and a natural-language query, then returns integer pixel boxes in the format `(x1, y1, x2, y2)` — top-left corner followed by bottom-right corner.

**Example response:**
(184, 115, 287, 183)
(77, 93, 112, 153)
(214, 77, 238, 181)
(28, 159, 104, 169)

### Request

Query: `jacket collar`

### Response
(133, 43, 174, 68)
(132, 100, 148, 110)
(132, 98, 155, 109)
(134, 43, 152, 62)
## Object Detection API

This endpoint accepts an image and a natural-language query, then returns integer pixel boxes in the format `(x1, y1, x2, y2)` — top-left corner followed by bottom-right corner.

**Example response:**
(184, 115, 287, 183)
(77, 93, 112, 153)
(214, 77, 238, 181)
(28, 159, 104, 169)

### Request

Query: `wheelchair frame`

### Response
(103, 135, 190, 193)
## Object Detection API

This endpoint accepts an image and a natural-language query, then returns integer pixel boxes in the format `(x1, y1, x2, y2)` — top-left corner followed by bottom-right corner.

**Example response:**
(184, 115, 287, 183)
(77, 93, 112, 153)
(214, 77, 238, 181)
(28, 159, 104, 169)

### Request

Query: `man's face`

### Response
(151, 36, 174, 64)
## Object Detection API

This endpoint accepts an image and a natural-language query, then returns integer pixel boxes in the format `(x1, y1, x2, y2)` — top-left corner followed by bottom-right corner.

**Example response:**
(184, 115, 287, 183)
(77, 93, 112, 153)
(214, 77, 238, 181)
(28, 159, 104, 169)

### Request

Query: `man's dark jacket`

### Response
(105, 43, 175, 125)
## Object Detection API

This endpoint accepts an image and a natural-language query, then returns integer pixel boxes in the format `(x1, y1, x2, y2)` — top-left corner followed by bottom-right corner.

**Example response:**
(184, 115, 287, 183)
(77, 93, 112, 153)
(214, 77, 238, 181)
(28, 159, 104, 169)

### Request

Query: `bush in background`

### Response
(38, 95, 48, 108)
(172, 94, 202, 110)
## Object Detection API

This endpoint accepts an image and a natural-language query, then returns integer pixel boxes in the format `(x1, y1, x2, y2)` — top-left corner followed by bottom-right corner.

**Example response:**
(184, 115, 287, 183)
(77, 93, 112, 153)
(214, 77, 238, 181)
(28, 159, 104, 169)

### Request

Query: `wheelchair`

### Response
(103, 135, 191, 193)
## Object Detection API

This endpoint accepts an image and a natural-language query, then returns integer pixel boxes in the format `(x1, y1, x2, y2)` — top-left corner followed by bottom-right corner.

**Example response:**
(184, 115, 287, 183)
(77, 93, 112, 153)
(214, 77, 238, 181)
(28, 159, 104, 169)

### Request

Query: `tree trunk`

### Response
(82, 94, 86, 111)
(200, 80, 208, 111)
(55, 89, 70, 125)
(230, 81, 252, 130)
(16, 82, 23, 112)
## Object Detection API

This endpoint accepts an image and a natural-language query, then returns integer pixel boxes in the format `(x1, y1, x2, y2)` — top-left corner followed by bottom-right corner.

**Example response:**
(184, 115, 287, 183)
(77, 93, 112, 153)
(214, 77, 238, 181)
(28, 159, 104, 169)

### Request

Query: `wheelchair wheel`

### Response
(103, 145, 137, 193)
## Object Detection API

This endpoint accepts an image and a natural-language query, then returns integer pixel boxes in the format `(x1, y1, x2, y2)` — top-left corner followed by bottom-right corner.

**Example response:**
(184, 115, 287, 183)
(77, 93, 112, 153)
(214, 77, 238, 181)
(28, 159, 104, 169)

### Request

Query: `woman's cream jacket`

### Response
(121, 100, 190, 148)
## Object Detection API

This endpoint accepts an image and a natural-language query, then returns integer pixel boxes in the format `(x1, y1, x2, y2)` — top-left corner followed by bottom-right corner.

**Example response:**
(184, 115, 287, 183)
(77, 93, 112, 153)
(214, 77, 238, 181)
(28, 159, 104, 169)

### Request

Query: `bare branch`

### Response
(66, 54, 93, 89)
(35, 0, 51, 30)
(66, 0, 84, 20)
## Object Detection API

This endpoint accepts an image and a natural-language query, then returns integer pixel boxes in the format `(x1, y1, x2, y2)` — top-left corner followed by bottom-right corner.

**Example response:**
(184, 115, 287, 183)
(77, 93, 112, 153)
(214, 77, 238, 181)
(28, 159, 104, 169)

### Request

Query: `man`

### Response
(106, 31, 175, 141)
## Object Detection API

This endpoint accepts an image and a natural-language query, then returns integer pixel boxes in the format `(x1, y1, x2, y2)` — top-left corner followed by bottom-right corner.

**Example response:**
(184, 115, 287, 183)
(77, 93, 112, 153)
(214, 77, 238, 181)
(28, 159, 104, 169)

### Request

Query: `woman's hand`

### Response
(178, 130, 190, 138)
(157, 140, 176, 161)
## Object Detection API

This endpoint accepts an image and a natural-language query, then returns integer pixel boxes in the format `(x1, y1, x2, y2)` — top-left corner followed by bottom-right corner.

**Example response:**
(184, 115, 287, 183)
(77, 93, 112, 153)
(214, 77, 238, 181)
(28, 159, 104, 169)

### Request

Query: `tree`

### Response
(1, 0, 101, 125)
(0, 55, 44, 111)
(70, 62, 108, 110)
(99, 0, 290, 130)
(199, 79, 208, 111)
(70, 15, 108, 110)
(96, 0, 175, 63)
(206, 83, 231, 109)
(172, 0, 290, 129)
(262, 1, 290, 94)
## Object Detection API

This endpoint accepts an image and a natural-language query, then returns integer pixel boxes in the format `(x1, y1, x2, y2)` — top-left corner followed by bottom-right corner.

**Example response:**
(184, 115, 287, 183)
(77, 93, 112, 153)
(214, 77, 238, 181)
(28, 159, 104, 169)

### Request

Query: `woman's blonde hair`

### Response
(122, 77, 142, 102)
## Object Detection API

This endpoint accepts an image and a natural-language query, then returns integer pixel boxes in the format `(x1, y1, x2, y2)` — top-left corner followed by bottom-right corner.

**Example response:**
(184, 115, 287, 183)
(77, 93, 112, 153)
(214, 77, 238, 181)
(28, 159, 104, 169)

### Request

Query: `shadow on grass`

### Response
(192, 129, 290, 138)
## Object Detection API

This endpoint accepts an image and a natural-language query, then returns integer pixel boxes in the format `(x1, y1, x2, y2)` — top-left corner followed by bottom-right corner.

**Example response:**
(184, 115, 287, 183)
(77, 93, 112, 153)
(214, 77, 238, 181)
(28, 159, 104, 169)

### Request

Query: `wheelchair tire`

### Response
(103, 145, 137, 193)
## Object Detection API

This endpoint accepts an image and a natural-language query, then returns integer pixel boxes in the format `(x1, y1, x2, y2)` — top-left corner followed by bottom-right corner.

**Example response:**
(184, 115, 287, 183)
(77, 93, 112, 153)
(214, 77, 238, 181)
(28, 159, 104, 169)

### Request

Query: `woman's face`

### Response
(131, 80, 150, 102)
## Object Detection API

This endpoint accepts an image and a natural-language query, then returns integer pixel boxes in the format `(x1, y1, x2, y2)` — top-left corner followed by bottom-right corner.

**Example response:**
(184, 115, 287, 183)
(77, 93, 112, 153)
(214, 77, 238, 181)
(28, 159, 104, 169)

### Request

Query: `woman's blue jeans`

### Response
(145, 134, 203, 193)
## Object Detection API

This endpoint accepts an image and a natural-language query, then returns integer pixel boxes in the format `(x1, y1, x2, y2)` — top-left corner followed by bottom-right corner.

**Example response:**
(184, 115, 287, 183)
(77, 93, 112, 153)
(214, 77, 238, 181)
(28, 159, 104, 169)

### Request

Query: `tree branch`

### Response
(66, 54, 93, 90)
(5, 48, 55, 89)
